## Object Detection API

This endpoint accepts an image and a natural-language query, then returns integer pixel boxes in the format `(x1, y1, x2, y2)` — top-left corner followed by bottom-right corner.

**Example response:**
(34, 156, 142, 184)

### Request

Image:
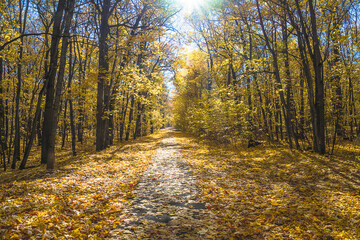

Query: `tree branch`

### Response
(0, 32, 74, 51)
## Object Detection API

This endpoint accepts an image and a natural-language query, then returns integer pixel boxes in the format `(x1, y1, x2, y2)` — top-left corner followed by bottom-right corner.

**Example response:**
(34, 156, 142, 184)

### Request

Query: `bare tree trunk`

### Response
(108, 98, 114, 145)
(37, 111, 42, 146)
(61, 101, 68, 149)
(96, 0, 110, 151)
(274, 97, 284, 141)
(309, 0, 325, 154)
(66, 42, 76, 156)
(247, 34, 253, 121)
(125, 95, 135, 141)
(299, 71, 305, 139)
(119, 94, 130, 141)
(19, 85, 46, 169)
(41, 0, 66, 165)
(8, 95, 14, 165)
(77, 90, 85, 143)
(75, 40, 87, 144)
(349, 77, 355, 138)
(281, 15, 300, 149)
(0, 57, 6, 171)
(69, 100, 76, 156)
(134, 102, 144, 139)
(37, 31, 49, 148)
(41, 0, 75, 169)
(12, 0, 30, 169)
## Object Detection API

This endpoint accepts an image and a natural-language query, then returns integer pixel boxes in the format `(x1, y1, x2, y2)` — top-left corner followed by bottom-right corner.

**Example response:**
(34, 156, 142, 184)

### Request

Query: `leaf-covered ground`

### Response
(1, 129, 360, 239)
(109, 132, 218, 239)
(0, 132, 164, 239)
(176, 131, 360, 239)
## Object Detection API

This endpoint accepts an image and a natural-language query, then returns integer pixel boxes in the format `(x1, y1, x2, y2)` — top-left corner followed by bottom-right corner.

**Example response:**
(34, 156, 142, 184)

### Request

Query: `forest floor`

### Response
(1, 129, 360, 239)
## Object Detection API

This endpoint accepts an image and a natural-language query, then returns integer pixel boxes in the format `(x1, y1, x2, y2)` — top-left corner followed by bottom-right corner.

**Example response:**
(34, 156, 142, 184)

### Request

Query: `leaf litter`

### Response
(176, 132, 360, 239)
(1, 129, 360, 239)
(0, 132, 164, 239)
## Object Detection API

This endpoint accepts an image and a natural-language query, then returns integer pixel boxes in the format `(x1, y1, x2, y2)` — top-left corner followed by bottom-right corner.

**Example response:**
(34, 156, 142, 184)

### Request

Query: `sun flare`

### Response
(178, 0, 207, 13)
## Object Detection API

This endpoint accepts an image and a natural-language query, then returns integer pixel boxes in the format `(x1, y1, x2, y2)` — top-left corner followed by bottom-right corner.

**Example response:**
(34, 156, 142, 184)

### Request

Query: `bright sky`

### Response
(165, 0, 210, 97)
(176, 0, 207, 13)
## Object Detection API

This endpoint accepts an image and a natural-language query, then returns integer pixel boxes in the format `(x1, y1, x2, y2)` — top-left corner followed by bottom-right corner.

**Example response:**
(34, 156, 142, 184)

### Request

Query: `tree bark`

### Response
(309, 0, 325, 154)
(119, 94, 130, 141)
(134, 102, 144, 139)
(41, 0, 75, 169)
(66, 42, 76, 156)
(125, 95, 135, 141)
(61, 100, 68, 149)
(69, 100, 76, 156)
(0, 57, 6, 171)
(75, 39, 88, 144)
(281, 15, 300, 149)
(12, 0, 30, 169)
(19, 85, 46, 169)
(96, 0, 111, 151)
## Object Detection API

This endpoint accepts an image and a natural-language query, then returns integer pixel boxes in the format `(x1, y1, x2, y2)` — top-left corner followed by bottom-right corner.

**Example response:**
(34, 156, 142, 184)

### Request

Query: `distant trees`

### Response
(174, 0, 360, 153)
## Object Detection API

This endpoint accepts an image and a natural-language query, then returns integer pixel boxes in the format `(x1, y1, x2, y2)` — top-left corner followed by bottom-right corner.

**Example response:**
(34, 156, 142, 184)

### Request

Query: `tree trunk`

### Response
(274, 98, 280, 141)
(77, 91, 85, 143)
(248, 35, 253, 116)
(41, 0, 75, 169)
(75, 40, 87, 144)
(69, 100, 76, 156)
(0, 57, 6, 171)
(349, 77, 355, 138)
(12, 0, 30, 169)
(108, 97, 114, 145)
(299, 71, 305, 139)
(134, 102, 144, 139)
(125, 95, 135, 141)
(19, 85, 46, 169)
(66, 42, 76, 156)
(61, 100, 68, 149)
(119, 94, 130, 141)
(12, 51, 21, 168)
(142, 109, 147, 136)
(96, 0, 111, 151)
(281, 16, 300, 149)
(309, 0, 326, 154)
(37, 110, 42, 146)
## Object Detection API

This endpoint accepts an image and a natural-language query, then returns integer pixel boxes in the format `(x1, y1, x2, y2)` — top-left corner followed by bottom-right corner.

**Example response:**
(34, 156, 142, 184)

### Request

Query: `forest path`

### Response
(109, 129, 216, 239)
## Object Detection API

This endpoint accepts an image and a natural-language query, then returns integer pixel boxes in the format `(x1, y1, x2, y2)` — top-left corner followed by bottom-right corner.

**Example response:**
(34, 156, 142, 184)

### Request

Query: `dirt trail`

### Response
(109, 130, 216, 239)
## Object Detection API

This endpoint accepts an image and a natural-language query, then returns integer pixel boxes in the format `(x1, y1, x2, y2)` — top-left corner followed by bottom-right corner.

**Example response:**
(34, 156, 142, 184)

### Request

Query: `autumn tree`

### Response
(174, 0, 360, 153)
